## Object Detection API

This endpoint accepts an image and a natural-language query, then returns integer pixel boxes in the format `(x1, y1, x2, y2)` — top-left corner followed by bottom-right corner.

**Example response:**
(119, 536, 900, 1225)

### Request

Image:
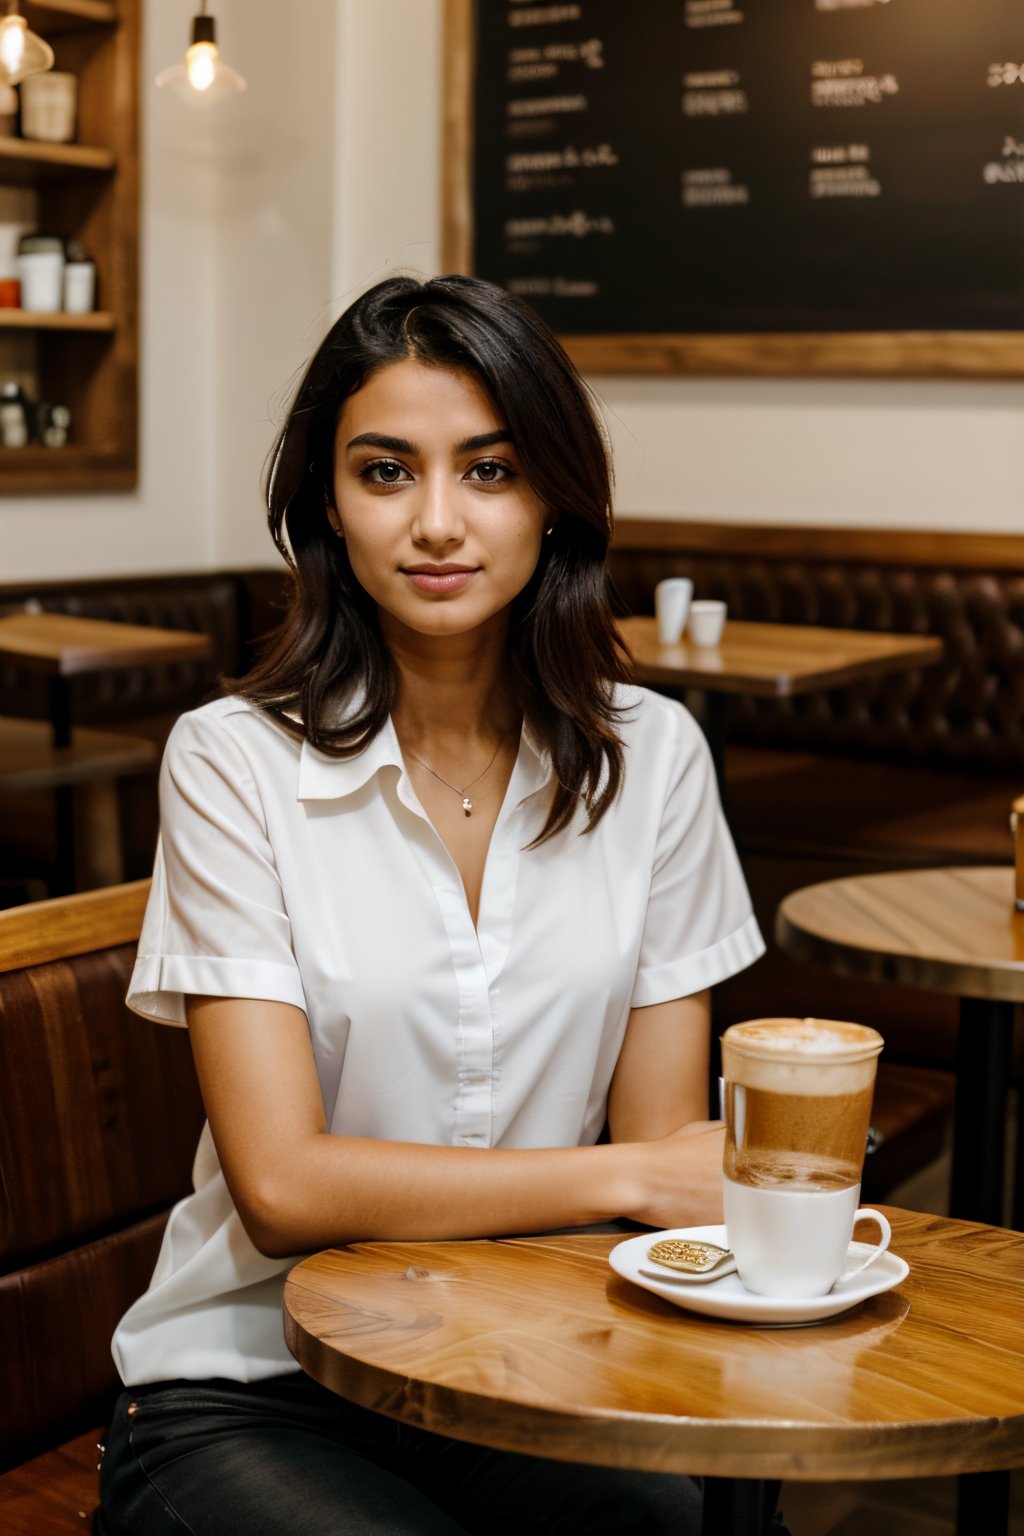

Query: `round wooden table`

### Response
(776, 866, 1023, 1230)
(284, 1211, 1024, 1536)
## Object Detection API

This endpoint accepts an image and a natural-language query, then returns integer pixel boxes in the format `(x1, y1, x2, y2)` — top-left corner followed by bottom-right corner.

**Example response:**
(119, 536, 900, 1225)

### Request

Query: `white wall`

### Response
(3, 0, 1021, 587)
(598, 375, 1024, 530)
(333, 0, 441, 306)
(207, 0, 336, 569)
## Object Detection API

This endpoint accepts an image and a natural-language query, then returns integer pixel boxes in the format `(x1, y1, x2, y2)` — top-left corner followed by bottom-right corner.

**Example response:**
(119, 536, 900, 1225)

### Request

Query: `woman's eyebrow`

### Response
(455, 430, 514, 453)
(345, 432, 417, 453)
(345, 430, 514, 455)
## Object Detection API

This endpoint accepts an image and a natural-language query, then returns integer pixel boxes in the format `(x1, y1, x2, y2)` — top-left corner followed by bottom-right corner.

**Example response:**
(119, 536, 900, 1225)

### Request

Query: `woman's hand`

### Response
(615, 1120, 726, 1231)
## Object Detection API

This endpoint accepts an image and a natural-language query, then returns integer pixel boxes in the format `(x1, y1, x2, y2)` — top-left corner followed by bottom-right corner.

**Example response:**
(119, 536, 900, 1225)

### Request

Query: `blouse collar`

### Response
(297, 713, 553, 807)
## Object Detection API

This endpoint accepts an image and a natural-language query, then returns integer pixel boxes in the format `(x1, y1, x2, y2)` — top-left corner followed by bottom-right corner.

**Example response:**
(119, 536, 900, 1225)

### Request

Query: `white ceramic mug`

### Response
(723, 1179, 891, 1297)
(654, 578, 694, 645)
(686, 599, 727, 648)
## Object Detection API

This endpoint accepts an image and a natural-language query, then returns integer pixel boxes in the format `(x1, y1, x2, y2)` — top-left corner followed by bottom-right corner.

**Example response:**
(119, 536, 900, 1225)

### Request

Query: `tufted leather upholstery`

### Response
(608, 542, 1024, 774)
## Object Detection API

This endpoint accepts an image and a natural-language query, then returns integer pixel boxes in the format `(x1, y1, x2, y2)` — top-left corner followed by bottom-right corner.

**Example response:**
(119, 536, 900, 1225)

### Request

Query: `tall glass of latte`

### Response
(721, 1017, 889, 1297)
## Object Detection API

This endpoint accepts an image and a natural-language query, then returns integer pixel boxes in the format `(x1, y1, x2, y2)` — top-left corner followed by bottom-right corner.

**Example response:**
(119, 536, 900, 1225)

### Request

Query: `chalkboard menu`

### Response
(443, 0, 1024, 374)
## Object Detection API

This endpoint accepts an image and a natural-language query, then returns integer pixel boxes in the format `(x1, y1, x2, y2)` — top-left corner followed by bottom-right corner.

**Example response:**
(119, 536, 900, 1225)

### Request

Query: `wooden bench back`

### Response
(0, 883, 205, 1467)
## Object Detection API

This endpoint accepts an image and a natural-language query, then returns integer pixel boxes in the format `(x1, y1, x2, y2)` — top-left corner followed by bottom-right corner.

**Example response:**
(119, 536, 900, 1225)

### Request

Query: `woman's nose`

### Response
(411, 478, 465, 548)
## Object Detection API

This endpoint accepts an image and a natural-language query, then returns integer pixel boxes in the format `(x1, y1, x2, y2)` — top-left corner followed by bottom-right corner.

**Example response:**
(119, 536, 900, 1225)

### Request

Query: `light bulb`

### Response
(185, 40, 217, 92)
(0, 15, 24, 73)
(0, 14, 54, 86)
(154, 12, 246, 105)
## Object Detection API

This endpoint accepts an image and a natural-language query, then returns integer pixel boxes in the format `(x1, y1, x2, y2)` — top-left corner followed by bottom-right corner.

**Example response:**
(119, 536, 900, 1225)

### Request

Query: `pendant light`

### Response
(155, 2, 246, 105)
(0, 4, 55, 88)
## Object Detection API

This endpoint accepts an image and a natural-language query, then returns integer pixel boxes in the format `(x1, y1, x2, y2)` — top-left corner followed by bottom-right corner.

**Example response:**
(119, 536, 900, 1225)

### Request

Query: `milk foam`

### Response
(722, 1017, 883, 1096)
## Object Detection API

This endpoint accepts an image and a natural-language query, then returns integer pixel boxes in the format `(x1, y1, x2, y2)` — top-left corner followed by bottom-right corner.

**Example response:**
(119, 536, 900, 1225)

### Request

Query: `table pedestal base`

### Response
(702, 1478, 783, 1536)
(957, 1470, 1010, 1535)
(951, 996, 1015, 1227)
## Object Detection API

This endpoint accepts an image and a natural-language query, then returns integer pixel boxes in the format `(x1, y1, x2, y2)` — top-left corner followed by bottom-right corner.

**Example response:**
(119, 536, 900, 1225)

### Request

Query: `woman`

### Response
(100, 274, 764, 1535)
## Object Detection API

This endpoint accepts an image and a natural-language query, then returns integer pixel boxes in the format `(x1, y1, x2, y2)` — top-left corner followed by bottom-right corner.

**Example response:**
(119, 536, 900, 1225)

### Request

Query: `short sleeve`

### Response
(127, 706, 308, 1027)
(629, 706, 764, 1009)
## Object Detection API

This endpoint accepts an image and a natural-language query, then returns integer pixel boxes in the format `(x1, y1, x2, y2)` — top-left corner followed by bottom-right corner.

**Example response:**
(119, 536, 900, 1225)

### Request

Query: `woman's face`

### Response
(330, 358, 547, 647)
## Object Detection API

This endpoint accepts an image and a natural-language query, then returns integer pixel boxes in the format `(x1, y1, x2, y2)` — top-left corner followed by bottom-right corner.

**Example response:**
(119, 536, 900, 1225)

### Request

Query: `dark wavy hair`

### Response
(232, 273, 631, 843)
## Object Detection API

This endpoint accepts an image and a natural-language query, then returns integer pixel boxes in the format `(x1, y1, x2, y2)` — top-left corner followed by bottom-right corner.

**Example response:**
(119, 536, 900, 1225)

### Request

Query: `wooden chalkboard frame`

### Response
(442, 0, 1024, 379)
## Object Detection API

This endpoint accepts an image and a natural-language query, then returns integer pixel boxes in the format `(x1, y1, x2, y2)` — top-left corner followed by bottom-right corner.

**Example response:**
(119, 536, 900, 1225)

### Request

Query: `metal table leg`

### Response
(702, 1478, 782, 1536)
(956, 1469, 1009, 1536)
(698, 689, 739, 833)
(48, 674, 76, 894)
(1014, 1078, 1024, 1234)
(950, 996, 1014, 1227)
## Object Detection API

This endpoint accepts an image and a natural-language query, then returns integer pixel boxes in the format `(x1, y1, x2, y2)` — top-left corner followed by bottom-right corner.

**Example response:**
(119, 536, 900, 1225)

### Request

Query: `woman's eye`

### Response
(467, 459, 516, 485)
(360, 459, 408, 486)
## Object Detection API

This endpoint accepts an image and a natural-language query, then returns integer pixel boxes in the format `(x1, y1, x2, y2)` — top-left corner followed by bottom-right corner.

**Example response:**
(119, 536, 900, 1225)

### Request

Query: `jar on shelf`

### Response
(16, 232, 64, 312)
(36, 400, 71, 447)
(0, 382, 30, 448)
(19, 71, 77, 144)
(63, 241, 96, 312)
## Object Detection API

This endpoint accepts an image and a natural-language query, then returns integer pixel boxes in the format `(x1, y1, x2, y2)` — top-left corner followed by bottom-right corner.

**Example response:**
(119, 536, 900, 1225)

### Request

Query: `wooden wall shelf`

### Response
(0, 311, 115, 332)
(0, 137, 115, 182)
(0, 447, 136, 494)
(23, 1, 117, 33)
(0, 0, 138, 493)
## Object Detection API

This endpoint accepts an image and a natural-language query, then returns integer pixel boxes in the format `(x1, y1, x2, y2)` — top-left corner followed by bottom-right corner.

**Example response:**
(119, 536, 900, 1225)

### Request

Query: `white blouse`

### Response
(113, 684, 763, 1385)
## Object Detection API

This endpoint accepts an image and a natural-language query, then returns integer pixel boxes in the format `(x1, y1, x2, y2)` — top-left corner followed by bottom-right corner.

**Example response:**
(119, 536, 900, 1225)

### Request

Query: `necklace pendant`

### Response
(462, 797, 472, 816)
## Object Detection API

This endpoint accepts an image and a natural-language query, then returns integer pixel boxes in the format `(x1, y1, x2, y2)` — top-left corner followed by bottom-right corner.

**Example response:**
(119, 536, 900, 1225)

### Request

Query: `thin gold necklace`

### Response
(405, 736, 506, 816)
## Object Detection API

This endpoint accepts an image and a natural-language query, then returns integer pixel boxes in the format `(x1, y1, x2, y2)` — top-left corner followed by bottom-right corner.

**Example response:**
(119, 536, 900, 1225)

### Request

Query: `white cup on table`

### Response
(686, 599, 727, 648)
(723, 1180, 891, 1298)
(654, 578, 694, 646)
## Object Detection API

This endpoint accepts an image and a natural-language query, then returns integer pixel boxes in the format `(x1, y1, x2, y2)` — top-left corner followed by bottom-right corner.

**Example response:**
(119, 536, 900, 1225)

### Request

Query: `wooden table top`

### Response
(284, 1210, 1024, 1483)
(0, 715, 156, 791)
(0, 611, 212, 675)
(618, 615, 943, 697)
(777, 866, 1024, 1002)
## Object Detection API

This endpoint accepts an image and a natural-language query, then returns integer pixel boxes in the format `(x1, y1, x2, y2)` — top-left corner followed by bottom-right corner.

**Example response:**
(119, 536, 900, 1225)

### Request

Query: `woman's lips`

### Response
(402, 566, 479, 594)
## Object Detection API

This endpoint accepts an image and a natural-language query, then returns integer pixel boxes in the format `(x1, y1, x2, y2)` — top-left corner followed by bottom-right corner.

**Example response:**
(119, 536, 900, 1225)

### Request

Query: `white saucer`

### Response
(609, 1225, 909, 1326)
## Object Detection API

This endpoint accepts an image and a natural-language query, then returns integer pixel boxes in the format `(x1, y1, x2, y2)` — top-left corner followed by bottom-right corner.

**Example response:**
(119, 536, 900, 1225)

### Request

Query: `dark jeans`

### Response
(99, 1371, 703, 1536)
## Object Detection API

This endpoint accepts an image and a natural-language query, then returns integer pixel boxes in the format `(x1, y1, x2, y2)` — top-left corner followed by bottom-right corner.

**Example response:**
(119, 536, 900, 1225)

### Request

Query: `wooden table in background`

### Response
(618, 616, 943, 793)
(285, 1212, 1024, 1536)
(0, 611, 213, 744)
(0, 611, 212, 892)
(0, 717, 156, 890)
(777, 867, 1024, 1231)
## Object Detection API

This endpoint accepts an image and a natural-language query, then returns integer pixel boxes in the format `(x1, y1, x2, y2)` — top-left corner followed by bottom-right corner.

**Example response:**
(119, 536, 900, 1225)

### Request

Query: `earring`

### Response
(544, 525, 554, 536)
